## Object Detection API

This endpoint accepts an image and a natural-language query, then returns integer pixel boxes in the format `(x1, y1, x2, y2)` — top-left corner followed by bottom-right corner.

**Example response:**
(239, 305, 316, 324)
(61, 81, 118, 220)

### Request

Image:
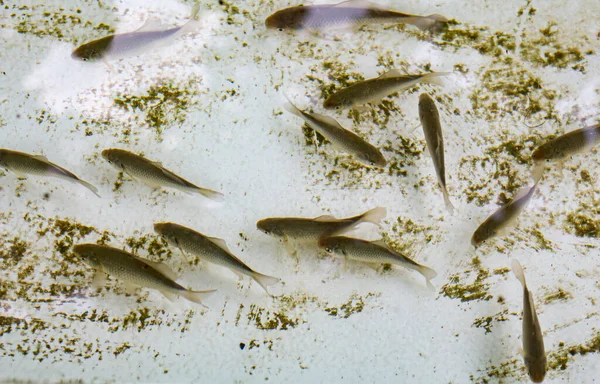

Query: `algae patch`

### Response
(440, 257, 493, 302)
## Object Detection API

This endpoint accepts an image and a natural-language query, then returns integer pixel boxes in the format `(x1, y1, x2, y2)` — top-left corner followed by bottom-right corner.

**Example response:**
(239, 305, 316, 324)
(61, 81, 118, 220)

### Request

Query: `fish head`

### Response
(72, 244, 101, 268)
(71, 43, 104, 62)
(265, 8, 305, 31)
(358, 151, 387, 168)
(470, 228, 492, 248)
(525, 355, 547, 383)
(153, 222, 178, 245)
(317, 237, 345, 257)
(101, 149, 124, 169)
(256, 219, 285, 238)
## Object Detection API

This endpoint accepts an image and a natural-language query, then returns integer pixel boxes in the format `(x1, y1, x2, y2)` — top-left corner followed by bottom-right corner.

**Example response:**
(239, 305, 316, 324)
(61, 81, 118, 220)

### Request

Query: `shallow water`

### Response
(0, 0, 599, 382)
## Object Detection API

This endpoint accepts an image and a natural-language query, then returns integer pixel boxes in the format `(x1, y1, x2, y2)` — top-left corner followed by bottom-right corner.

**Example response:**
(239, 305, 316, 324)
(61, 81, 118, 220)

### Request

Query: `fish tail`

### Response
(282, 93, 304, 118)
(359, 207, 387, 227)
(77, 179, 101, 197)
(197, 187, 225, 201)
(421, 72, 451, 87)
(442, 188, 455, 214)
(182, 288, 217, 306)
(511, 259, 527, 288)
(531, 162, 545, 184)
(251, 272, 280, 295)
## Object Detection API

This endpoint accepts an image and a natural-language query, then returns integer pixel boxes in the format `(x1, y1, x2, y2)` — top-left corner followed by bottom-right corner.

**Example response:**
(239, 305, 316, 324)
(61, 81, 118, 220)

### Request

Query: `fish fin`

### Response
(135, 18, 168, 33)
(371, 239, 390, 248)
(77, 179, 101, 197)
(283, 238, 297, 257)
(426, 14, 449, 23)
(162, 290, 177, 302)
(359, 207, 387, 227)
(122, 281, 138, 295)
(251, 272, 280, 295)
(150, 160, 164, 167)
(442, 188, 455, 214)
(91, 269, 107, 289)
(420, 72, 451, 87)
(403, 15, 448, 31)
(514, 183, 536, 201)
(11, 169, 27, 178)
(181, 288, 216, 307)
(311, 113, 346, 129)
(282, 93, 305, 118)
(196, 187, 224, 201)
(32, 154, 49, 162)
(314, 214, 336, 221)
(233, 270, 245, 280)
(207, 236, 232, 253)
(333, 0, 376, 8)
(511, 259, 527, 288)
(378, 68, 404, 79)
(531, 162, 545, 184)
(418, 265, 438, 284)
(180, 3, 203, 34)
(144, 259, 178, 281)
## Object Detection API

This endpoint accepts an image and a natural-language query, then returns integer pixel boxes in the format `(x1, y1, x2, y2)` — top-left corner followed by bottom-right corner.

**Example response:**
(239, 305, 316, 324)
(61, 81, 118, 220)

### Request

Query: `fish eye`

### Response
(278, 28, 283, 32)
(325, 247, 332, 253)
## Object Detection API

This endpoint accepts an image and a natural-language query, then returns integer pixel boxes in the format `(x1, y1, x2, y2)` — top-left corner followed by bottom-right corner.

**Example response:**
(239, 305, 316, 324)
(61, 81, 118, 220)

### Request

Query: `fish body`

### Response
(101, 148, 222, 200)
(318, 236, 437, 285)
(257, 207, 386, 242)
(323, 70, 449, 109)
(511, 259, 546, 382)
(265, 1, 447, 31)
(471, 183, 537, 247)
(72, 4, 201, 61)
(418, 93, 453, 213)
(153, 222, 279, 293)
(0, 149, 99, 196)
(72, 243, 215, 305)
(284, 96, 386, 167)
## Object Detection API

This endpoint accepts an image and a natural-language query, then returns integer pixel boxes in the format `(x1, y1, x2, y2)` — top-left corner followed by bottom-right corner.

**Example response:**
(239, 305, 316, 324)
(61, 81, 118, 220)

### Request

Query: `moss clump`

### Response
(544, 288, 573, 304)
(564, 210, 600, 238)
(472, 309, 509, 334)
(324, 294, 373, 319)
(547, 332, 600, 371)
(307, 61, 365, 101)
(113, 80, 198, 137)
(0, 237, 28, 268)
(246, 304, 301, 330)
(440, 257, 493, 302)
(302, 124, 328, 147)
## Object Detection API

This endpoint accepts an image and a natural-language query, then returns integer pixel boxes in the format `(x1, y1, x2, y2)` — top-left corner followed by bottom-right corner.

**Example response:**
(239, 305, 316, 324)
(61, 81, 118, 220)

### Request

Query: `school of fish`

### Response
(1, 0, 598, 382)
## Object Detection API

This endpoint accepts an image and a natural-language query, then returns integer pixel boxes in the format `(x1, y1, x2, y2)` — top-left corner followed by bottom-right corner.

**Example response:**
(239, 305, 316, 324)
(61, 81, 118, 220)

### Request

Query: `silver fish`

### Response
(0, 149, 99, 196)
(265, 0, 448, 32)
(257, 207, 386, 245)
(418, 93, 454, 213)
(284, 95, 386, 167)
(72, 243, 216, 305)
(154, 222, 280, 294)
(101, 148, 223, 200)
(532, 123, 600, 182)
(511, 259, 546, 383)
(318, 236, 437, 286)
(323, 70, 449, 109)
(71, 4, 201, 62)
(471, 183, 537, 247)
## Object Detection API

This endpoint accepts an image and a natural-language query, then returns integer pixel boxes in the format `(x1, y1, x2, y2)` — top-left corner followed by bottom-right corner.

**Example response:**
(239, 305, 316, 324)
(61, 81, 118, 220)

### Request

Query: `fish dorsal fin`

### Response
(150, 160, 164, 168)
(207, 236, 232, 253)
(334, 0, 376, 8)
(311, 113, 345, 129)
(142, 258, 178, 281)
(378, 69, 404, 79)
(514, 184, 535, 201)
(134, 18, 168, 33)
(32, 154, 49, 162)
(371, 239, 388, 247)
(314, 214, 335, 221)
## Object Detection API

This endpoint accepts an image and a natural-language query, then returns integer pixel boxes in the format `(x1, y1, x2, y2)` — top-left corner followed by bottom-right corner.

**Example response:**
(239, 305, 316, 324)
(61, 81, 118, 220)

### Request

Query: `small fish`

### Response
(265, 0, 448, 32)
(531, 123, 600, 182)
(0, 149, 99, 196)
(257, 207, 386, 245)
(154, 222, 280, 294)
(418, 93, 454, 213)
(323, 70, 449, 109)
(318, 236, 437, 286)
(101, 148, 223, 200)
(471, 183, 537, 247)
(284, 95, 386, 167)
(72, 243, 216, 305)
(511, 259, 546, 383)
(71, 4, 201, 62)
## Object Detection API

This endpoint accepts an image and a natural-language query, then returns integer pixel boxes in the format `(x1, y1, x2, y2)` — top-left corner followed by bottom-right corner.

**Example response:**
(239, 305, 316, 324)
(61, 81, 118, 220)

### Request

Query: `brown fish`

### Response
(512, 259, 546, 382)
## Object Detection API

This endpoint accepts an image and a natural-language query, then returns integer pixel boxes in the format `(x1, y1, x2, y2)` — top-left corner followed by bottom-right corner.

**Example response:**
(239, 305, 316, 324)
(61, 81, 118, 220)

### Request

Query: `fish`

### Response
(318, 236, 437, 286)
(531, 123, 600, 182)
(471, 183, 538, 247)
(71, 4, 201, 62)
(0, 149, 99, 196)
(265, 0, 448, 32)
(511, 259, 546, 383)
(72, 243, 216, 306)
(257, 207, 386, 247)
(101, 148, 223, 200)
(418, 93, 454, 213)
(284, 95, 386, 167)
(154, 222, 280, 294)
(323, 70, 449, 109)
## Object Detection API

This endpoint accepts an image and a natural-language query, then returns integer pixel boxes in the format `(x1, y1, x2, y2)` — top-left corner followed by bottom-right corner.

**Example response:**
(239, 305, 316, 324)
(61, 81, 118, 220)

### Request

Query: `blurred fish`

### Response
(418, 93, 454, 213)
(101, 148, 222, 200)
(154, 222, 279, 294)
(72, 243, 216, 305)
(323, 70, 449, 109)
(257, 207, 386, 249)
(71, 4, 201, 62)
(0, 149, 99, 196)
(471, 183, 537, 247)
(265, 0, 448, 32)
(511, 259, 546, 383)
(284, 95, 386, 167)
(532, 123, 600, 182)
(318, 236, 437, 286)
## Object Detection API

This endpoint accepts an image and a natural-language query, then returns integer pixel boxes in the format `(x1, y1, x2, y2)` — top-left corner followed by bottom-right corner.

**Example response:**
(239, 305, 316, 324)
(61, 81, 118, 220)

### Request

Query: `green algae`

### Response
(472, 309, 509, 334)
(543, 288, 573, 304)
(440, 257, 493, 302)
